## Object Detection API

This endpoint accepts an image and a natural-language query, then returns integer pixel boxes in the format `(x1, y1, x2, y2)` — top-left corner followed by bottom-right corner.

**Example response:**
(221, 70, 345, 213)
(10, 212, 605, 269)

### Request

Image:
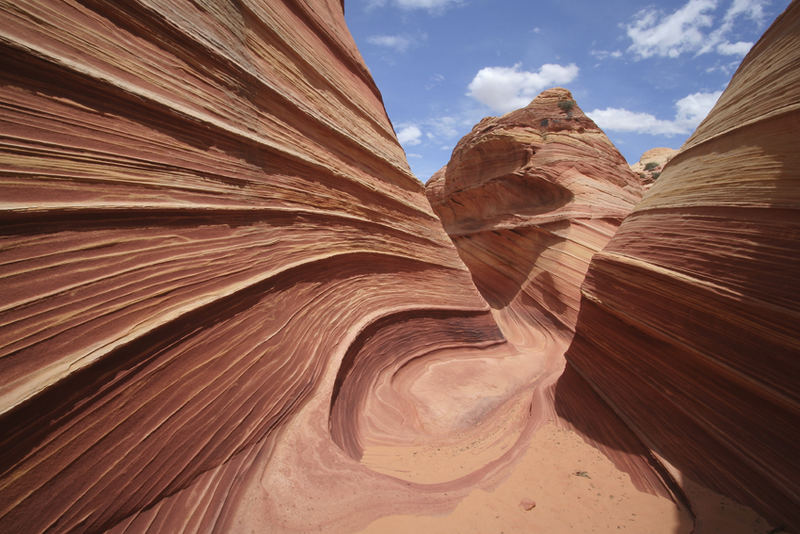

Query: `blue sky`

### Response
(344, 0, 790, 181)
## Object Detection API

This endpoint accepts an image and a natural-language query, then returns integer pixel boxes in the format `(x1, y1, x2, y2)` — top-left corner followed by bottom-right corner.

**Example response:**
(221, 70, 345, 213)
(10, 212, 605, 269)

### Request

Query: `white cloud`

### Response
(626, 0, 716, 58)
(427, 115, 460, 138)
(388, 105, 485, 154)
(587, 90, 722, 135)
(704, 58, 742, 74)
(674, 90, 722, 124)
(588, 108, 689, 135)
(367, 34, 415, 52)
(367, 33, 426, 53)
(367, 0, 463, 12)
(724, 0, 766, 23)
(701, 0, 765, 53)
(715, 40, 753, 55)
(396, 125, 423, 145)
(590, 49, 623, 60)
(466, 63, 580, 114)
(626, 0, 766, 59)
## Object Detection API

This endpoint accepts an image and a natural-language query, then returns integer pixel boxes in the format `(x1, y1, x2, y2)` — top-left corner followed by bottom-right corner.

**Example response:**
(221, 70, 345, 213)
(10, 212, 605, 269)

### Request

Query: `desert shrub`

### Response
(644, 161, 659, 171)
(652, 172, 661, 180)
(558, 100, 575, 112)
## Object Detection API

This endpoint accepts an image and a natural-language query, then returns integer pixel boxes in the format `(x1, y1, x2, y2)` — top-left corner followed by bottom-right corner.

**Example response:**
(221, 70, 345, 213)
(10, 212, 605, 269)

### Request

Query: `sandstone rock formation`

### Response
(426, 88, 643, 344)
(422, 90, 704, 527)
(630, 147, 677, 188)
(0, 1, 497, 531)
(0, 0, 796, 532)
(565, 2, 800, 530)
(0, 1, 687, 532)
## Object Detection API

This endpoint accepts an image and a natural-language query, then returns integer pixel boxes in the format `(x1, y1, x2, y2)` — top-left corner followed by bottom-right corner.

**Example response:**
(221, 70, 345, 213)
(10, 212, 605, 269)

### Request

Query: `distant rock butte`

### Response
(426, 87, 642, 342)
(0, 0, 797, 533)
(630, 147, 677, 188)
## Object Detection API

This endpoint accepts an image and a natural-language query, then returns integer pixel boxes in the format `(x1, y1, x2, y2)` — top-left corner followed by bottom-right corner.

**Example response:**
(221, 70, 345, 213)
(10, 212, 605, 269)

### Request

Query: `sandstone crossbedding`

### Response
(0, 0, 797, 532)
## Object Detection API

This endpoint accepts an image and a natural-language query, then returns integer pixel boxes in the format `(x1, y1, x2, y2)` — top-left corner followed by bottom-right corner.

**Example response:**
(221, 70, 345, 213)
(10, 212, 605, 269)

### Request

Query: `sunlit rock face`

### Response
(1, 0, 794, 532)
(2, 3, 673, 531)
(630, 147, 677, 189)
(426, 88, 643, 345)
(0, 1, 504, 531)
(422, 90, 688, 523)
(565, 3, 800, 530)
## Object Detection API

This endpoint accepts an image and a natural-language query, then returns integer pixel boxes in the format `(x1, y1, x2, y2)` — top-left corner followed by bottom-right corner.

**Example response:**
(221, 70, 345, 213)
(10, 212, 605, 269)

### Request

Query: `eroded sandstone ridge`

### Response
(566, 2, 800, 530)
(630, 147, 677, 188)
(426, 88, 643, 343)
(0, 0, 796, 532)
(0, 0, 684, 532)
(0, 1, 499, 531)
(421, 88, 711, 527)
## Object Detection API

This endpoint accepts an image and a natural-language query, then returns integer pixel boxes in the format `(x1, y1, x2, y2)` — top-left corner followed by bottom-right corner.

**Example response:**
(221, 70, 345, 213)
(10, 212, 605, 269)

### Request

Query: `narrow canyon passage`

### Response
(234, 86, 702, 530)
(0, 1, 796, 533)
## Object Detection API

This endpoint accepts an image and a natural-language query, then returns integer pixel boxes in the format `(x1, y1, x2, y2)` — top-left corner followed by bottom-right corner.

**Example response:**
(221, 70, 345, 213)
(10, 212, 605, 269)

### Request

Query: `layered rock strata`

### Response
(565, 2, 800, 529)
(0, 1, 500, 531)
(0, 1, 681, 532)
(1, 0, 794, 532)
(426, 88, 643, 344)
(423, 89, 690, 518)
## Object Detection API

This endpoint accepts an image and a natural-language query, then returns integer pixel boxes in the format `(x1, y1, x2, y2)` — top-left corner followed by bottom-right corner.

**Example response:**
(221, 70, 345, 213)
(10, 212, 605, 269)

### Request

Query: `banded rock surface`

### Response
(0, 1, 506, 531)
(423, 89, 696, 525)
(566, 2, 800, 529)
(1, 0, 793, 532)
(426, 88, 643, 345)
(0, 1, 683, 533)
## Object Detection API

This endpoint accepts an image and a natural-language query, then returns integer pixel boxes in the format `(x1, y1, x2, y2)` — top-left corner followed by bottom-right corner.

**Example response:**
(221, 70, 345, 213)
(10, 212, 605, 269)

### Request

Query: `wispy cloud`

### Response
(714, 40, 753, 55)
(704, 58, 742, 74)
(626, 0, 715, 59)
(366, 34, 418, 52)
(625, 0, 765, 59)
(425, 73, 445, 90)
(590, 49, 623, 60)
(587, 90, 722, 135)
(466, 63, 580, 114)
(367, 0, 463, 13)
(390, 104, 489, 159)
(396, 62, 580, 154)
(425, 115, 460, 138)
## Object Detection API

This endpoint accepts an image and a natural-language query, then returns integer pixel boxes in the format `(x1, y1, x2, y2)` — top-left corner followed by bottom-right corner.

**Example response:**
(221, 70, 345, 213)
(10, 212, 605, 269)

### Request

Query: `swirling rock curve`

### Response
(0, 1, 500, 531)
(3, 0, 794, 532)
